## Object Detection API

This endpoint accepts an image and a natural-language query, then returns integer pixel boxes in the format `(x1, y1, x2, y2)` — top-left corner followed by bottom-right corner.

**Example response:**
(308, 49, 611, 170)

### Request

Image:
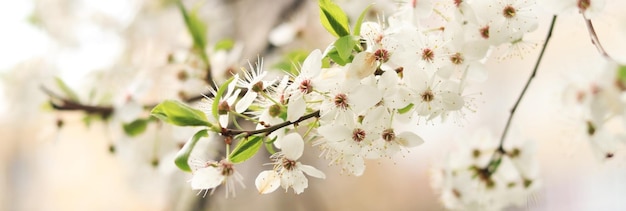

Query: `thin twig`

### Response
(486, 15, 558, 175)
(224, 110, 320, 137)
(41, 85, 214, 117)
(41, 86, 115, 118)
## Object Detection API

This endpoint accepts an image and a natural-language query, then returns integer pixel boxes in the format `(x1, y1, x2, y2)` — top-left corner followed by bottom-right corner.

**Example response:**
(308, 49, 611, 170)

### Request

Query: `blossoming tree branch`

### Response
(41, 0, 626, 210)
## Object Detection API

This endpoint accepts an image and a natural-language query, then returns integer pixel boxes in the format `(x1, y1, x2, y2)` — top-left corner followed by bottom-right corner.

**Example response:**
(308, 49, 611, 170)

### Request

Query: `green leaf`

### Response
(177, 0, 210, 67)
(353, 4, 372, 36)
(212, 76, 236, 123)
(175, 129, 209, 172)
(264, 136, 277, 155)
(335, 35, 357, 61)
(54, 76, 80, 101)
(229, 136, 264, 163)
(151, 100, 211, 127)
(122, 118, 150, 137)
(321, 56, 331, 68)
(214, 39, 235, 51)
(318, 0, 350, 38)
(618, 65, 626, 83)
(326, 48, 349, 66)
(398, 103, 414, 114)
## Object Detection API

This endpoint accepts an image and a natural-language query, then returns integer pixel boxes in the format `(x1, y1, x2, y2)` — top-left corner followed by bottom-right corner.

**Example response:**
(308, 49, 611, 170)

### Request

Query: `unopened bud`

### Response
(269, 104, 282, 117)
(252, 81, 264, 92)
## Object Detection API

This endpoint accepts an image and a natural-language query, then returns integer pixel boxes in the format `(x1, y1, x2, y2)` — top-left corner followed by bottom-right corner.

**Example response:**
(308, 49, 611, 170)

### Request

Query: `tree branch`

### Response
(41, 85, 214, 117)
(486, 15, 558, 176)
(224, 110, 321, 137)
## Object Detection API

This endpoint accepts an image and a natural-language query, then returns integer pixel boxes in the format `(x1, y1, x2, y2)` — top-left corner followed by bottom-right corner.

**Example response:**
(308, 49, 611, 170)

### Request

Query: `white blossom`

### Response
(255, 133, 325, 194)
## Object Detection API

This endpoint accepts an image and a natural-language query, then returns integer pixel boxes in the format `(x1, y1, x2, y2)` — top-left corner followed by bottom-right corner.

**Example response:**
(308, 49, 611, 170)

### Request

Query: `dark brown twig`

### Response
(41, 85, 213, 117)
(485, 15, 558, 176)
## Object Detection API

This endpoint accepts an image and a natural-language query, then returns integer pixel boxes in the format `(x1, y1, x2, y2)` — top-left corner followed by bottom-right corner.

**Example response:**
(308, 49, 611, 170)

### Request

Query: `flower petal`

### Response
(302, 49, 322, 78)
(349, 85, 382, 114)
(318, 124, 352, 142)
(281, 133, 304, 160)
(191, 167, 223, 190)
(299, 164, 326, 179)
(287, 97, 306, 122)
(440, 92, 464, 111)
(291, 173, 309, 194)
(343, 155, 365, 176)
(235, 92, 256, 113)
(397, 131, 424, 148)
(347, 52, 377, 79)
(255, 170, 281, 194)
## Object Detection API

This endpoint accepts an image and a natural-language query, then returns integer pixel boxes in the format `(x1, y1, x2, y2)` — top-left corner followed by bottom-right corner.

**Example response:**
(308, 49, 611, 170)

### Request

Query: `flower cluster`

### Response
(564, 61, 626, 159)
(431, 130, 540, 210)
(40, 0, 626, 209)
(166, 0, 545, 198)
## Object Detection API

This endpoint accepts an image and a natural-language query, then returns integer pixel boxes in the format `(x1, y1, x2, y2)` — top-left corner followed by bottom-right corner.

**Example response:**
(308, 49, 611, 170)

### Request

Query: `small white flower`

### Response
(316, 109, 387, 175)
(190, 158, 245, 198)
(237, 58, 273, 114)
(404, 69, 464, 119)
(473, 0, 538, 44)
(214, 74, 241, 127)
(540, 0, 606, 19)
(255, 133, 325, 194)
(367, 107, 425, 158)
(319, 79, 382, 123)
(287, 49, 324, 122)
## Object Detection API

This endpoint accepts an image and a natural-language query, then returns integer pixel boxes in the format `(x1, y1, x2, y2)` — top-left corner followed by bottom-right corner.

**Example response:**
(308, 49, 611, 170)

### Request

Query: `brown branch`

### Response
(41, 86, 115, 118)
(41, 85, 214, 117)
(223, 110, 320, 137)
(484, 15, 558, 177)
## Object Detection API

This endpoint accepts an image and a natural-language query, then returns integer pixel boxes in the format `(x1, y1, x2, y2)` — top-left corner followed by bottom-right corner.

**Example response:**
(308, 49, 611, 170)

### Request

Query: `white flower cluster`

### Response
(430, 130, 540, 210)
(185, 0, 537, 198)
(187, 0, 544, 199)
(564, 61, 626, 160)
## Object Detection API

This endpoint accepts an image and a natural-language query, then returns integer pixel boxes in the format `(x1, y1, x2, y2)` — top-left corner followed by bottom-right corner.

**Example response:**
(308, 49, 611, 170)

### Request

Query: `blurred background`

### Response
(2, 0, 626, 210)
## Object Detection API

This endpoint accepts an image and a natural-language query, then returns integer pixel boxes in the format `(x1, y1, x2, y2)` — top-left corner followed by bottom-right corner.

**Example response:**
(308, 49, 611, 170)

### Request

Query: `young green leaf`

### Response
(318, 0, 350, 37)
(618, 65, 626, 83)
(353, 4, 372, 36)
(326, 48, 349, 66)
(398, 103, 414, 114)
(214, 38, 235, 51)
(175, 129, 209, 172)
(54, 76, 80, 102)
(151, 100, 211, 127)
(229, 135, 264, 163)
(335, 35, 357, 61)
(177, 0, 210, 67)
(211, 76, 236, 123)
(122, 118, 150, 137)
